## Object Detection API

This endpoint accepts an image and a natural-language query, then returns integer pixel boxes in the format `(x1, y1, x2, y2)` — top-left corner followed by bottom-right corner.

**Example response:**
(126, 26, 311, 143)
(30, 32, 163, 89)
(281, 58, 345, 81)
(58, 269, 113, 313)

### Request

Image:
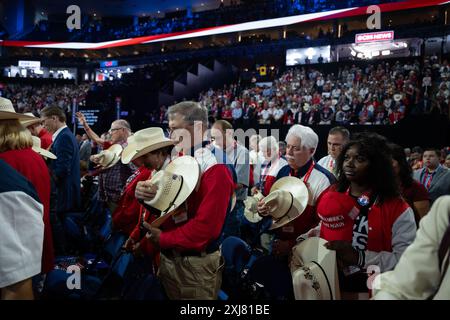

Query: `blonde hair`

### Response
(0, 120, 33, 152)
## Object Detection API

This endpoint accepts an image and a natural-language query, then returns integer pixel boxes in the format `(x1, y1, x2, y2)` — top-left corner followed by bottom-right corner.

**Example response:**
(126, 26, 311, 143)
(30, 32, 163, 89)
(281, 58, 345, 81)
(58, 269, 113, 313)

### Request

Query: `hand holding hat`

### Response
(324, 240, 359, 269)
(135, 180, 158, 202)
(91, 144, 123, 169)
(90, 153, 104, 165)
(142, 156, 200, 228)
(257, 176, 309, 230)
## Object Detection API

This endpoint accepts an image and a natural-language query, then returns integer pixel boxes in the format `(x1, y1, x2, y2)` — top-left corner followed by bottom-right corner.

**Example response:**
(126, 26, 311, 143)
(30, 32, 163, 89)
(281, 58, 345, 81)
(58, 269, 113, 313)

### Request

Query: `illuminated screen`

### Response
(99, 60, 118, 68)
(286, 46, 331, 66)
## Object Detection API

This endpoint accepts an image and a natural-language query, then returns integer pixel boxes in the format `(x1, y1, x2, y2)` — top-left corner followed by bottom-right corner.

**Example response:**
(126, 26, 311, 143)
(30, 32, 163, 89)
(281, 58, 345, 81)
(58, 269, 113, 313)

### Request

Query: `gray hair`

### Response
(113, 119, 131, 133)
(250, 134, 262, 146)
(167, 101, 208, 126)
(259, 136, 279, 154)
(285, 124, 319, 154)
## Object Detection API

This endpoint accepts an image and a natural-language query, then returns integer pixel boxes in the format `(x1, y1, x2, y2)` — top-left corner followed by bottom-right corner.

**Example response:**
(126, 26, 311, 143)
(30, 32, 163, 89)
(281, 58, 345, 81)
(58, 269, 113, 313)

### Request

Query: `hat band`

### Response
(161, 175, 184, 214)
(310, 260, 334, 300)
(273, 192, 294, 224)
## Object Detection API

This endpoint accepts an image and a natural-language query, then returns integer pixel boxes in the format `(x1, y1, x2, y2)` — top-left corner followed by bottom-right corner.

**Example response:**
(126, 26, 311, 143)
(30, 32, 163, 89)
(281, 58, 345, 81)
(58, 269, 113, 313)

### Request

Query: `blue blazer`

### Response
(50, 127, 81, 213)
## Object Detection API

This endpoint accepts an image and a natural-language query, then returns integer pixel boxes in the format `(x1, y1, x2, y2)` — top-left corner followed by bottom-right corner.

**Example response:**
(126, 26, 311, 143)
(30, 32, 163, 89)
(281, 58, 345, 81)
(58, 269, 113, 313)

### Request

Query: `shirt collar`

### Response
(290, 158, 314, 177)
(52, 125, 68, 142)
(427, 165, 442, 174)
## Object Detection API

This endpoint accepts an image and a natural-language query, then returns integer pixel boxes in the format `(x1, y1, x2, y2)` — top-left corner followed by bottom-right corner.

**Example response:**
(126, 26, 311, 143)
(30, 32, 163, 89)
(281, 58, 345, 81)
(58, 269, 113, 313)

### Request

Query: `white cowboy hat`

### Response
(0, 98, 36, 121)
(147, 156, 200, 227)
(291, 237, 340, 300)
(95, 144, 123, 169)
(20, 113, 43, 127)
(121, 127, 174, 164)
(31, 136, 56, 159)
(261, 176, 309, 230)
(342, 105, 351, 112)
(393, 93, 403, 102)
(244, 191, 264, 223)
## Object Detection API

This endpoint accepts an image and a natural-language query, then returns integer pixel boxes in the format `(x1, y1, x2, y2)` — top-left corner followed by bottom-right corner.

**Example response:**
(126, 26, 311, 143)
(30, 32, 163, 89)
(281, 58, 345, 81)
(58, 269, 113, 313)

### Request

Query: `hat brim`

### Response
(121, 140, 174, 164)
(102, 153, 121, 169)
(268, 176, 309, 229)
(149, 156, 200, 227)
(99, 144, 123, 169)
(32, 146, 57, 160)
(0, 112, 37, 121)
(292, 237, 339, 300)
(292, 261, 333, 300)
(21, 118, 43, 127)
(269, 198, 302, 230)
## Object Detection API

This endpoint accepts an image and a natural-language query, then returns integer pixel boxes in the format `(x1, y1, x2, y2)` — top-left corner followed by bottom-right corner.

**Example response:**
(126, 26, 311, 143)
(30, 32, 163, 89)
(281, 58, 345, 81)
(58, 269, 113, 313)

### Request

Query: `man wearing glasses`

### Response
(76, 112, 134, 212)
(135, 101, 235, 300)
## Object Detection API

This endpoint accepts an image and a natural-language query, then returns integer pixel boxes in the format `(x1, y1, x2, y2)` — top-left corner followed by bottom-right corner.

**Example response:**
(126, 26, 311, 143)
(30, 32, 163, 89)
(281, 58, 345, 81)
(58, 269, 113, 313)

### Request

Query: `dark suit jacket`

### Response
(50, 127, 81, 213)
(414, 166, 450, 204)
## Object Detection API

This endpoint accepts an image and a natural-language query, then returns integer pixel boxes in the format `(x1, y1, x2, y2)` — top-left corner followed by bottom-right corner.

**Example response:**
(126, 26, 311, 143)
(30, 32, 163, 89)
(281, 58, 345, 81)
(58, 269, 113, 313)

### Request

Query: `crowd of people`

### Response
(2, 54, 449, 130)
(19, 0, 402, 43)
(0, 83, 90, 115)
(199, 57, 449, 127)
(1, 94, 449, 300)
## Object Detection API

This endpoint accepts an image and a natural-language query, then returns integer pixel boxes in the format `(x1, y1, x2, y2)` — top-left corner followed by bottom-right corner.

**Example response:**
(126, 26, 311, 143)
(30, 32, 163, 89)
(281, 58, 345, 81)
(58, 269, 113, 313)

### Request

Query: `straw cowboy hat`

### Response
(146, 155, 200, 227)
(32, 136, 56, 160)
(94, 144, 123, 169)
(0, 97, 36, 121)
(244, 191, 264, 223)
(291, 237, 340, 300)
(20, 112, 43, 127)
(121, 127, 174, 164)
(393, 93, 403, 102)
(260, 176, 309, 230)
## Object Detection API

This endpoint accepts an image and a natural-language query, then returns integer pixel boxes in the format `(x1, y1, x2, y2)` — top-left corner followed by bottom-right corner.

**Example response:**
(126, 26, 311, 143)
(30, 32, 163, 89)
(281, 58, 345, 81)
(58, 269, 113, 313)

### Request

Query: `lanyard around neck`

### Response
(290, 160, 315, 184)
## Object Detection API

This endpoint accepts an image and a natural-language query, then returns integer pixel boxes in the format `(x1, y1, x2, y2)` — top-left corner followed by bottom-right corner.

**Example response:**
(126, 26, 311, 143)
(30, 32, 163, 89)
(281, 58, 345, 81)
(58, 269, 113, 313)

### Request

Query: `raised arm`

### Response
(76, 112, 105, 145)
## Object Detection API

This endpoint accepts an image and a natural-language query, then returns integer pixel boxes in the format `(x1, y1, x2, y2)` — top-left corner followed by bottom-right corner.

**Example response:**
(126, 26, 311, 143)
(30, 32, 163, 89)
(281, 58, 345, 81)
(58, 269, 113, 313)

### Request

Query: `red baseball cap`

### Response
(317, 191, 359, 242)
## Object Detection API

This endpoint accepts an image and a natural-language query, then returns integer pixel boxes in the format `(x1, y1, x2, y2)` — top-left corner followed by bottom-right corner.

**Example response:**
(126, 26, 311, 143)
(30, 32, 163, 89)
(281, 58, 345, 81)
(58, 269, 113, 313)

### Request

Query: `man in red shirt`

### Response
(21, 113, 53, 150)
(135, 101, 235, 300)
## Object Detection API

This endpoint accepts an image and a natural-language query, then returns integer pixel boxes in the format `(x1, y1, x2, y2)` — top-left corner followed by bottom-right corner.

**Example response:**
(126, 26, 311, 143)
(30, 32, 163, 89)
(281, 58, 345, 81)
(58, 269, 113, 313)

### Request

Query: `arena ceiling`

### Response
(30, 0, 223, 17)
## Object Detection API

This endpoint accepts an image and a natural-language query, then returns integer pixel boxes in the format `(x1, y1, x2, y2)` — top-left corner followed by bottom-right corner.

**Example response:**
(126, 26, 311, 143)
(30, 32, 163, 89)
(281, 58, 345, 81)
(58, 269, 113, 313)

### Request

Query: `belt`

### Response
(162, 248, 217, 258)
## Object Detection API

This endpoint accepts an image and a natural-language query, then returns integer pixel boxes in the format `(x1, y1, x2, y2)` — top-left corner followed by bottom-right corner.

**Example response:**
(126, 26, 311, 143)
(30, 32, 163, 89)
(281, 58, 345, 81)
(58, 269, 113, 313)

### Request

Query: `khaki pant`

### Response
(158, 250, 224, 300)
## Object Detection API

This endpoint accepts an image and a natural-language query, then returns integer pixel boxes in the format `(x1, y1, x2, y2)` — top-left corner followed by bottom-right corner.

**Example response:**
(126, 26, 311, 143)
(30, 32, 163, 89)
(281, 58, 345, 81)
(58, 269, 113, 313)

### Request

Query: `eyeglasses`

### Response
(109, 127, 124, 133)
